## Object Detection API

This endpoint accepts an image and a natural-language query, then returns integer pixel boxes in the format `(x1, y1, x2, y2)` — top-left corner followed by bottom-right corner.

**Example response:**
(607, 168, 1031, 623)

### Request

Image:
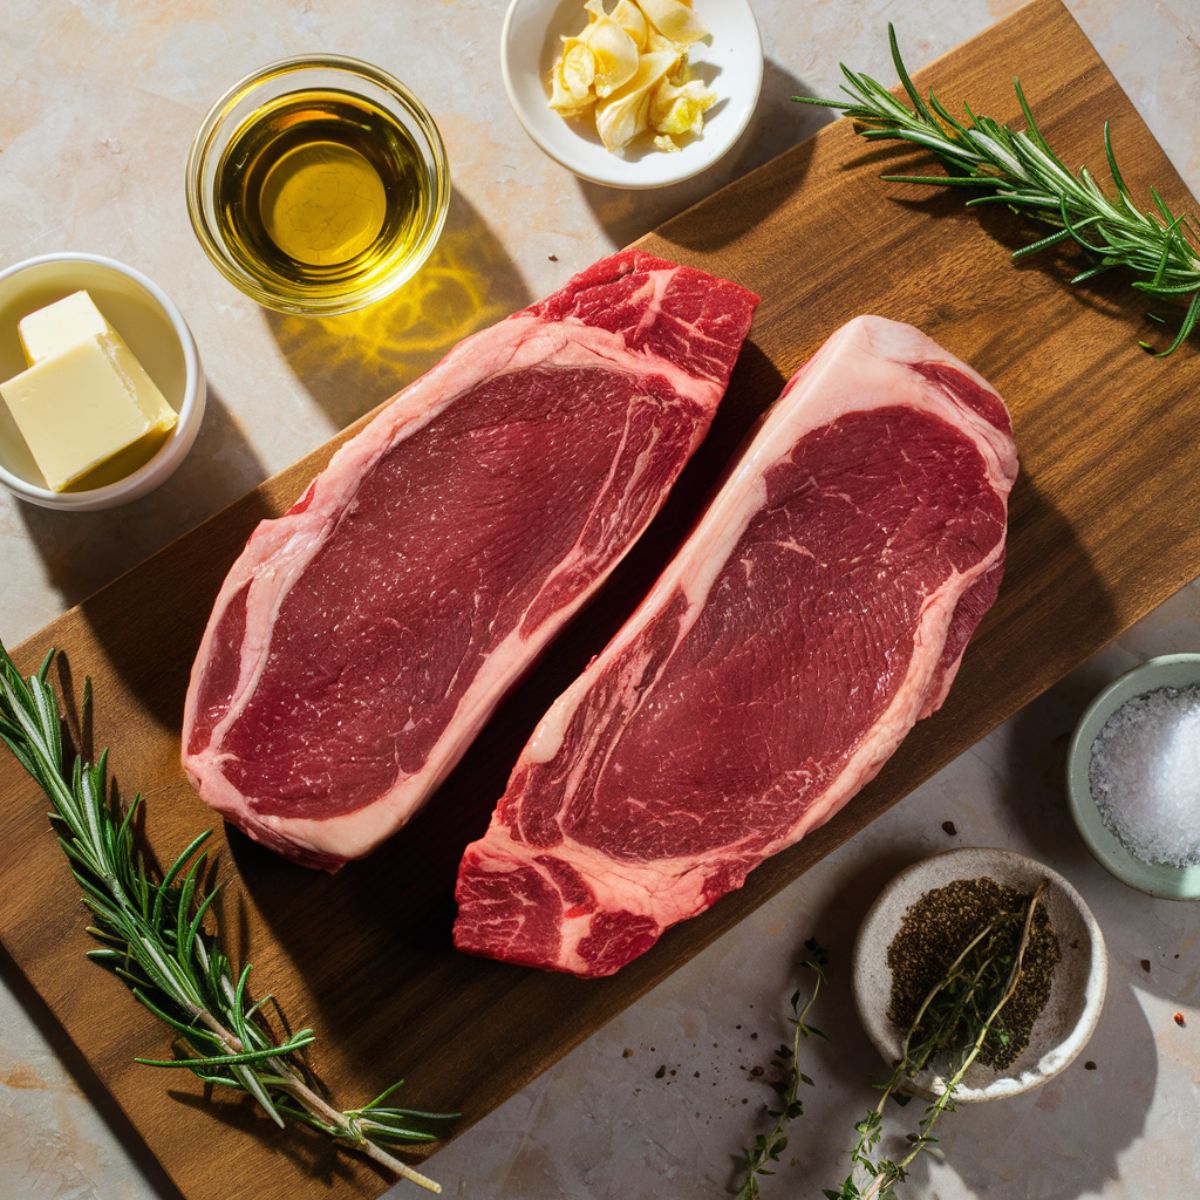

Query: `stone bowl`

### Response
(852, 847, 1107, 1102)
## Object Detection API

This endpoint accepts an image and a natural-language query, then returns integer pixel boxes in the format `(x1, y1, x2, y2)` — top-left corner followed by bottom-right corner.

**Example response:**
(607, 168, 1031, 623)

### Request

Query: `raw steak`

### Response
(182, 250, 758, 869)
(454, 316, 1017, 977)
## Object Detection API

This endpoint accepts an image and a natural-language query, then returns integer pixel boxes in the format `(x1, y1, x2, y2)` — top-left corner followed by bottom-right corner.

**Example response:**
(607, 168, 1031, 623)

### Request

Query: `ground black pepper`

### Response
(886, 876, 1060, 1072)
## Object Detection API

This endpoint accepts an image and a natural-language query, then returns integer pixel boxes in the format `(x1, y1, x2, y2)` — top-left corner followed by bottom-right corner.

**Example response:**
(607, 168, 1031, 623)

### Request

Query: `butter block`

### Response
(18, 290, 178, 434)
(0, 338, 156, 491)
(99, 329, 178, 435)
(18, 290, 110, 363)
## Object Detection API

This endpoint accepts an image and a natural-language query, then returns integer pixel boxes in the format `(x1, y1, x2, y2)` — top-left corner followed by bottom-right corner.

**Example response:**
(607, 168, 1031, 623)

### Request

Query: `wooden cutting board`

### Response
(2, 1, 1198, 1196)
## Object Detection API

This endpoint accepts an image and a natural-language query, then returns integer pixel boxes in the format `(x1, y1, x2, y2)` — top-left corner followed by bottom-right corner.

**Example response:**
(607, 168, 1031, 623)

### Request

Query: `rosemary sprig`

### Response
(735, 940, 829, 1200)
(795, 25, 1200, 356)
(0, 641, 455, 1192)
(824, 884, 1047, 1200)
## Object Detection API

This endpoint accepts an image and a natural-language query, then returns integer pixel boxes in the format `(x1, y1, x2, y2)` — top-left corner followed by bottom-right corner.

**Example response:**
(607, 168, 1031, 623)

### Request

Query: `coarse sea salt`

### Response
(1088, 684, 1200, 869)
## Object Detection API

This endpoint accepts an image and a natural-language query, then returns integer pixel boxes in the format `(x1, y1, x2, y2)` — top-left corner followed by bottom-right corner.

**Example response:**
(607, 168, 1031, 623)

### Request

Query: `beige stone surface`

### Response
(0, 1, 1197, 1198)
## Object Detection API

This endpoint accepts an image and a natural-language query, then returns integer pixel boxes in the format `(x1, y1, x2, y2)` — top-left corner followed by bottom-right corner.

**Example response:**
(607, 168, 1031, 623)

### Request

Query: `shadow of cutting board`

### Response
(2, 1, 1198, 1196)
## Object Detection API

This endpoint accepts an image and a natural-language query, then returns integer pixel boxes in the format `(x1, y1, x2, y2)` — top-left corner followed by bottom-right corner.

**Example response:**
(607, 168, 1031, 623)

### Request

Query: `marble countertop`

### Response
(1, 1, 1197, 1197)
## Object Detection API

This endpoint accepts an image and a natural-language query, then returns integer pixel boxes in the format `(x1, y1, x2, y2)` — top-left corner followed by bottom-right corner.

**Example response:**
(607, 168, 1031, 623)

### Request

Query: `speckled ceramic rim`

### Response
(852, 847, 1108, 1103)
(1066, 654, 1200, 900)
(0, 252, 206, 512)
(185, 54, 450, 316)
(500, 0, 764, 189)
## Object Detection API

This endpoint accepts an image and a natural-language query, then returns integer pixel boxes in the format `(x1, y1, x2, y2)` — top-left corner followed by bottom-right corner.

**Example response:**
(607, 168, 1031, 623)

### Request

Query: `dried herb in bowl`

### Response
(888, 877, 1060, 1072)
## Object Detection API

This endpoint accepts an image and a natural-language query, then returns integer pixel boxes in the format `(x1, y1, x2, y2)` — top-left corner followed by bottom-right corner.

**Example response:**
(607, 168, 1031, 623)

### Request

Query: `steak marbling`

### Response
(182, 250, 759, 868)
(454, 316, 1018, 976)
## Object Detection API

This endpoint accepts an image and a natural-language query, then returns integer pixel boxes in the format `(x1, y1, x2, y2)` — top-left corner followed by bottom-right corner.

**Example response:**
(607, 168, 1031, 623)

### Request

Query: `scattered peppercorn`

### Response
(655, 1064, 666, 1079)
(1141, 959, 1152, 973)
(750, 1065, 764, 1078)
(622, 1047, 633, 1058)
(887, 876, 1060, 1071)
(1084, 1060, 1097, 1070)
(942, 820, 958, 836)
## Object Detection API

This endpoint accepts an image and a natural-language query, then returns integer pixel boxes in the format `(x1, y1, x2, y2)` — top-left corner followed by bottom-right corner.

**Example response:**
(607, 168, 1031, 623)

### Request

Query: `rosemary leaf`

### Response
(795, 25, 1200, 355)
(0, 640, 454, 1193)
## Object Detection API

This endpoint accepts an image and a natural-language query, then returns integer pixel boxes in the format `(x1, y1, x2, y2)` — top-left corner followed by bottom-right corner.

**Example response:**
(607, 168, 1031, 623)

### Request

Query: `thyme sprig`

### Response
(795, 25, 1200, 356)
(735, 940, 829, 1200)
(0, 641, 454, 1192)
(825, 883, 1047, 1200)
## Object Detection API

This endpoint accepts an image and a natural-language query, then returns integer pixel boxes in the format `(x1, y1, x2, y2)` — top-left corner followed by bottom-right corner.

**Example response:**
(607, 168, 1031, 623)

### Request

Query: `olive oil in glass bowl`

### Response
(187, 56, 449, 316)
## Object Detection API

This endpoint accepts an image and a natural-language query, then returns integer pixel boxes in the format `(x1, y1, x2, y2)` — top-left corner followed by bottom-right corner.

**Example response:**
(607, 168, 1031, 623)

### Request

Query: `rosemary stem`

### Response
(0, 643, 453, 1191)
(181, 1002, 444, 1194)
(276, 1074, 443, 1194)
(797, 24, 1200, 355)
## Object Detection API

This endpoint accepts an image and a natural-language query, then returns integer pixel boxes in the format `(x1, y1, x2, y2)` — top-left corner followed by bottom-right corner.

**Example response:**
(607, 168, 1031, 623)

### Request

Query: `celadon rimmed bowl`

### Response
(1066, 653, 1200, 901)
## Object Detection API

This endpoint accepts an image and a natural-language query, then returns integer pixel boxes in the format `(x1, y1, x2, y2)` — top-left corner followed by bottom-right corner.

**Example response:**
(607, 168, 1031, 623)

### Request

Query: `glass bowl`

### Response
(186, 55, 450, 317)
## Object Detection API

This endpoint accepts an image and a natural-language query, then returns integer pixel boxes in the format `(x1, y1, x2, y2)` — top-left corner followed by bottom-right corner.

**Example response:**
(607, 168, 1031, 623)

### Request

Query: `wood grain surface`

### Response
(2, 2, 1198, 1196)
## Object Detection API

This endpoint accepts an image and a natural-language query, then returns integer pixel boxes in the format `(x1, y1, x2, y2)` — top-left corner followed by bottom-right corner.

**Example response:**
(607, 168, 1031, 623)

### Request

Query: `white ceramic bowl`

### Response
(0, 253, 205, 511)
(501, 0, 763, 188)
(853, 848, 1107, 1103)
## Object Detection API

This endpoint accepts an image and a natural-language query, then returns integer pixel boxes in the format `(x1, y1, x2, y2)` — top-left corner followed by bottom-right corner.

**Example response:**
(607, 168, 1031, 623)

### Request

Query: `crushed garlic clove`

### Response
(609, 0, 649, 50)
(581, 0, 641, 97)
(549, 39, 598, 115)
(650, 75, 715, 138)
(595, 46, 682, 151)
(637, 0, 709, 46)
(548, 0, 715, 156)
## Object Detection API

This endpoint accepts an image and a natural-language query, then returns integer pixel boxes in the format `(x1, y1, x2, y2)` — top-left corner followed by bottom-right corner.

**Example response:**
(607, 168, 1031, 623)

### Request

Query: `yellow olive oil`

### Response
(214, 89, 432, 305)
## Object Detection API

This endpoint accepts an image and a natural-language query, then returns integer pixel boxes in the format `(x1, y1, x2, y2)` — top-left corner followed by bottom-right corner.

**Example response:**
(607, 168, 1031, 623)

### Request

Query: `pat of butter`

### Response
(17, 290, 178, 434)
(0, 338, 159, 492)
(19, 290, 111, 363)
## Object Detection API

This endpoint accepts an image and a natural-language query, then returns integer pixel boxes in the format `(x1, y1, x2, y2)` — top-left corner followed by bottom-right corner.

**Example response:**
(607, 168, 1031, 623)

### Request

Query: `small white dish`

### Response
(853, 848, 1107, 1103)
(501, 0, 763, 189)
(0, 253, 205, 512)
(1067, 654, 1200, 900)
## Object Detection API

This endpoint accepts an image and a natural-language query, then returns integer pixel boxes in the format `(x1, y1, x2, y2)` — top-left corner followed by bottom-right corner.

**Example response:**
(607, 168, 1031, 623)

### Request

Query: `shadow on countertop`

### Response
(262, 191, 532, 431)
(14, 383, 267, 621)
(0, 939, 186, 1200)
(579, 60, 834, 250)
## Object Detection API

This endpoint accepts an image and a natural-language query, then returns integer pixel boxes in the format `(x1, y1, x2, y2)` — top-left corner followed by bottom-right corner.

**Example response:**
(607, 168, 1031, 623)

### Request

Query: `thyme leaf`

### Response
(825, 883, 1048, 1200)
(735, 939, 828, 1199)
